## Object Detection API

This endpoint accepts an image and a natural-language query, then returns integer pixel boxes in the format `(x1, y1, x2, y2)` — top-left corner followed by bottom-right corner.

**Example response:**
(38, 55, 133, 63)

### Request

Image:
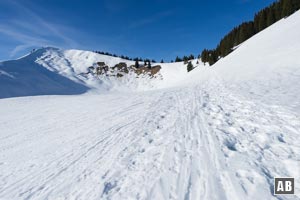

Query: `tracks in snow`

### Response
(0, 79, 299, 200)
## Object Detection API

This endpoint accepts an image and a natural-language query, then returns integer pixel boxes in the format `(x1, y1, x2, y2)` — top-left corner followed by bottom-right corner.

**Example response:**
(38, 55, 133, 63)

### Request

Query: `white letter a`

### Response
(277, 181, 284, 191)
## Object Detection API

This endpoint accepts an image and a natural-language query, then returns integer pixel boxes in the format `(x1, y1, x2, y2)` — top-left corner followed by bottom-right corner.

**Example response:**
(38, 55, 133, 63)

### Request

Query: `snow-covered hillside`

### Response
(0, 10, 300, 200)
(0, 49, 89, 99)
(0, 47, 202, 98)
(187, 10, 300, 112)
(35, 48, 163, 92)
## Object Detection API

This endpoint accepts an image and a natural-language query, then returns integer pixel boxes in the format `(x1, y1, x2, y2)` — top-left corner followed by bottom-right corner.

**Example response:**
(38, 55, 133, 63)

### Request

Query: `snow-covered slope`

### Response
(0, 47, 201, 98)
(0, 49, 89, 99)
(0, 48, 151, 98)
(35, 48, 157, 91)
(187, 11, 300, 112)
(0, 10, 300, 200)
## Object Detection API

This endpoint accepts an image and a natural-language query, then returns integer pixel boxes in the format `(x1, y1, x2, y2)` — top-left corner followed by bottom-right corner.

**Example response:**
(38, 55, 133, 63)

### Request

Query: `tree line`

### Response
(94, 50, 199, 64)
(174, 54, 195, 63)
(201, 0, 300, 65)
(93, 50, 157, 63)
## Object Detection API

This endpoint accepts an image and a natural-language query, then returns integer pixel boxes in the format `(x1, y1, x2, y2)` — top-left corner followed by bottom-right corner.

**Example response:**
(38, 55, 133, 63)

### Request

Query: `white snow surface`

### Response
(1, 11, 300, 200)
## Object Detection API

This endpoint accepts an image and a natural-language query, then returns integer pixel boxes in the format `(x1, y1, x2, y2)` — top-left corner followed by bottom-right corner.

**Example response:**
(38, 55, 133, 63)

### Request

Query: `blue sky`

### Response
(0, 0, 276, 61)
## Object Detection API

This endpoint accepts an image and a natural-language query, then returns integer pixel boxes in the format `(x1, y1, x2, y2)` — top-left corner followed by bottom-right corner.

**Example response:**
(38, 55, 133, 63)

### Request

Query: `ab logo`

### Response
(274, 178, 294, 195)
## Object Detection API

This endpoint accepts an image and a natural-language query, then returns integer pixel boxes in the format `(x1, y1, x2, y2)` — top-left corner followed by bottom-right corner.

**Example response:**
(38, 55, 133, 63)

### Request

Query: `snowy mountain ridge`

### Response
(0, 46, 204, 98)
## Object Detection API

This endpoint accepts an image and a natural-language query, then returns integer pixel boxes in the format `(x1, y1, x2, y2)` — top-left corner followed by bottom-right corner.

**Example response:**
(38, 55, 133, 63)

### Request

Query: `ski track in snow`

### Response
(0, 76, 299, 200)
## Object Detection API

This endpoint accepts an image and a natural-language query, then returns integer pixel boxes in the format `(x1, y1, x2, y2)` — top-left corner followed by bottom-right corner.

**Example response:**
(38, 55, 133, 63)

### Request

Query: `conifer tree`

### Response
(292, 0, 300, 11)
(189, 54, 195, 60)
(187, 61, 194, 72)
(282, 0, 293, 17)
(148, 61, 151, 69)
(183, 56, 189, 63)
(175, 56, 182, 62)
(267, 10, 275, 26)
(135, 59, 139, 68)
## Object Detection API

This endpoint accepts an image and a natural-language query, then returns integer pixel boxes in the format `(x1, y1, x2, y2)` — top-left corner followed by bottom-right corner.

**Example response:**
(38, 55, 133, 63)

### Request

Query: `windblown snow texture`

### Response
(0, 48, 88, 98)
